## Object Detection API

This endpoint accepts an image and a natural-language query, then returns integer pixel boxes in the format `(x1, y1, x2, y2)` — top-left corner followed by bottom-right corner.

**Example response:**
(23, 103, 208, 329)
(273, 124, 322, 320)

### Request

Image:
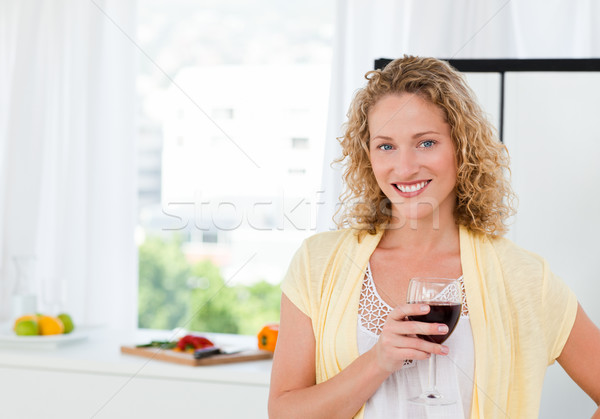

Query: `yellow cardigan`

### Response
(281, 226, 578, 418)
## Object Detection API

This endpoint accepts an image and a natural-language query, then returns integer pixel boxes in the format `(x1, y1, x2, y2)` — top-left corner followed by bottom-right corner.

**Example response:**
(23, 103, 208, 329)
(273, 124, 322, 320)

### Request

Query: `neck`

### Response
(379, 211, 460, 253)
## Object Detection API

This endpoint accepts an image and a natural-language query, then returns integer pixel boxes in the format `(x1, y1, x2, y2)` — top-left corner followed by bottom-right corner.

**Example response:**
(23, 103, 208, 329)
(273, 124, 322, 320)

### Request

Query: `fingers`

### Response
(375, 303, 452, 373)
(388, 303, 429, 321)
(380, 332, 448, 356)
(387, 304, 449, 336)
(379, 321, 449, 354)
(382, 303, 450, 356)
(407, 336, 449, 356)
(387, 319, 449, 337)
(374, 334, 446, 372)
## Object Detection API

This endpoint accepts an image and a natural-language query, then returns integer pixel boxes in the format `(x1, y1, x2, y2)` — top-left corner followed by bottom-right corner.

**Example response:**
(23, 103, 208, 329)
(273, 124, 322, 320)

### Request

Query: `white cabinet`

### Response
(0, 368, 269, 419)
(0, 329, 271, 419)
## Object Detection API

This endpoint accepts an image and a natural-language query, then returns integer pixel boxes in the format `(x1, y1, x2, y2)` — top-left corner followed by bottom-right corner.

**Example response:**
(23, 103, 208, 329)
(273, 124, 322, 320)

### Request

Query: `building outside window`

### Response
(136, 0, 333, 334)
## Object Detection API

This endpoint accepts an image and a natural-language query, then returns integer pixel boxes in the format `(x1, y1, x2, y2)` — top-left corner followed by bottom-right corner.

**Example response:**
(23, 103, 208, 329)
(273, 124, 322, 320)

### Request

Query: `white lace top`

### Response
(357, 264, 475, 418)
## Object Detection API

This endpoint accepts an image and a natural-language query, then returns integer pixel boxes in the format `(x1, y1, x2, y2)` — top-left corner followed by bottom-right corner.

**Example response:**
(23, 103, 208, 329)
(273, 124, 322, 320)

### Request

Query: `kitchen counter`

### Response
(0, 327, 272, 419)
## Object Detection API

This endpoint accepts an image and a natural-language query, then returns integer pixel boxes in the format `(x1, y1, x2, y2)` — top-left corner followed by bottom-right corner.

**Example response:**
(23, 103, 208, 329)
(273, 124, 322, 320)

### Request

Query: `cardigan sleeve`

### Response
(540, 261, 578, 364)
(280, 239, 312, 317)
(493, 235, 578, 366)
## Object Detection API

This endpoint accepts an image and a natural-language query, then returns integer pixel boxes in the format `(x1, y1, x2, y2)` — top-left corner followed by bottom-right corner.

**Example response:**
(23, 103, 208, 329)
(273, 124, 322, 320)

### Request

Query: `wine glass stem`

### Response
(427, 354, 437, 393)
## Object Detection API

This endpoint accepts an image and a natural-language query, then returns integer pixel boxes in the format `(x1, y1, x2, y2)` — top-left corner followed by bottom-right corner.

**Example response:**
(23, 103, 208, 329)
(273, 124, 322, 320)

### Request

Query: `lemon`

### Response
(14, 319, 40, 336)
(38, 315, 64, 335)
(57, 313, 75, 334)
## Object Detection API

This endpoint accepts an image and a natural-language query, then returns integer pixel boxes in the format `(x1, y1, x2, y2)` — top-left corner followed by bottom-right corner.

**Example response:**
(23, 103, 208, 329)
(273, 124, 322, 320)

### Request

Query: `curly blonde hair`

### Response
(336, 55, 516, 236)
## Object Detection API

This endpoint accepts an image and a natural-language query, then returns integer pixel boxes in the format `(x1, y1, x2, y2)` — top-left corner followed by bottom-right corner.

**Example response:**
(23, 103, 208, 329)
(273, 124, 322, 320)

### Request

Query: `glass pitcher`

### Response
(11, 255, 38, 318)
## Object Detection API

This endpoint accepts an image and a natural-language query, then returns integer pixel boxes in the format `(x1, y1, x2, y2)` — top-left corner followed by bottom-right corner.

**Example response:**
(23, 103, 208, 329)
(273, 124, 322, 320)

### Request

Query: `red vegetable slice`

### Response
(176, 335, 215, 351)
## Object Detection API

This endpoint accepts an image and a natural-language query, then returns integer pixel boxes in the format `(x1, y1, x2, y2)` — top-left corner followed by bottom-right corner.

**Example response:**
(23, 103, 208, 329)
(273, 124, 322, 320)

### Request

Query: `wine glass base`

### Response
(408, 392, 456, 406)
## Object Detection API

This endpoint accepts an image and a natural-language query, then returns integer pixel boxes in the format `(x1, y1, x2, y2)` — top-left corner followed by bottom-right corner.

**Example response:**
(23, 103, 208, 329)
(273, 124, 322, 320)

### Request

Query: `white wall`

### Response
(468, 71, 600, 418)
(505, 72, 600, 418)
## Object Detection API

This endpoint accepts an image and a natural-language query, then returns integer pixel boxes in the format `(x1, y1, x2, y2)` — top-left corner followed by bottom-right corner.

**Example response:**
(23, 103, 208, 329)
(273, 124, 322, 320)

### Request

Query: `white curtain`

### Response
(0, 1, 138, 329)
(318, 0, 600, 231)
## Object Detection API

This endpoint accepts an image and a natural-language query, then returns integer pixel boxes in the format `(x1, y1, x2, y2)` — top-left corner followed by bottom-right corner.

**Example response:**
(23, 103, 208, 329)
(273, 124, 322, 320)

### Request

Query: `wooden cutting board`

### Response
(120, 345, 273, 366)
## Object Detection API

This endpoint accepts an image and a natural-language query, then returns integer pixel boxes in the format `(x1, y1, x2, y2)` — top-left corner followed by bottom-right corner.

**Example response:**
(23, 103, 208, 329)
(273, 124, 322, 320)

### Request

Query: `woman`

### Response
(268, 56, 600, 418)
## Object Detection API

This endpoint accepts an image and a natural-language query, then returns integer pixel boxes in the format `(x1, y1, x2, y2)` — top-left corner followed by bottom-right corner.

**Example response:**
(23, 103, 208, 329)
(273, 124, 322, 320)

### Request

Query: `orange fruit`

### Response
(38, 315, 65, 335)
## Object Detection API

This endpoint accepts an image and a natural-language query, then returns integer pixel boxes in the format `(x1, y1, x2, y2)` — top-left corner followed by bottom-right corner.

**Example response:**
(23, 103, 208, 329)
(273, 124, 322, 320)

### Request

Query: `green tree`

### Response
(138, 235, 191, 329)
(187, 260, 240, 334)
(232, 280, 282, 335)
(138, 235, 282, 335)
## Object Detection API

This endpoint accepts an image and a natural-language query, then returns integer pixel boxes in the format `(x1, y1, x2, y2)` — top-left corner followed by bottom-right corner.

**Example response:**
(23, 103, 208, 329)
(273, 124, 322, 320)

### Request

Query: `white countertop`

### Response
(0, 326, 272, 386)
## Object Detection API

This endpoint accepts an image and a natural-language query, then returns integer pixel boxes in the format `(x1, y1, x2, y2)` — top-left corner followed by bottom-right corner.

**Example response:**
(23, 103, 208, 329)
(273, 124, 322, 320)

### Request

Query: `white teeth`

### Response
(396, 181, 429, 193)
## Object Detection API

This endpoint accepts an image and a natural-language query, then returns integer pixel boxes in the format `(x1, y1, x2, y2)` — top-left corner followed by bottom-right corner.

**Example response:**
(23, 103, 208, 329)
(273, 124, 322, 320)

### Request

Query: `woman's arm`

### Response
(557, 303, 600, 417)
(268, 294, 450, 419)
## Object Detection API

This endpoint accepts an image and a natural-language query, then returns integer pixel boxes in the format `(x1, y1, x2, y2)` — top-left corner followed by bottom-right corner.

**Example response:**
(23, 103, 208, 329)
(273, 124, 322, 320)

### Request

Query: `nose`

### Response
(394, 148, 420, 179)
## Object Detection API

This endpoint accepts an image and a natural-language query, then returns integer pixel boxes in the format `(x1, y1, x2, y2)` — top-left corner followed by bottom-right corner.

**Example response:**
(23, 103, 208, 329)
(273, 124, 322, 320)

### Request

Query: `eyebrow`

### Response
(371, 131, 441, 142)
(413, 130, 440, 138)
(370, 135, 393, 142)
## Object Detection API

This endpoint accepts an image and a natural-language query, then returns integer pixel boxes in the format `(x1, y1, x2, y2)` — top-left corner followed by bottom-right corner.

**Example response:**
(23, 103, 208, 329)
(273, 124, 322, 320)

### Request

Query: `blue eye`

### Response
(420, 140, 436, 148)
(378, 144, 393, 151)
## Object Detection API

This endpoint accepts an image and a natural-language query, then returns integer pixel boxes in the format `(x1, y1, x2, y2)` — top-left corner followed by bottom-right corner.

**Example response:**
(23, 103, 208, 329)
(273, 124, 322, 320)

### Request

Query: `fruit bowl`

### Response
(0, 323, 90, 349)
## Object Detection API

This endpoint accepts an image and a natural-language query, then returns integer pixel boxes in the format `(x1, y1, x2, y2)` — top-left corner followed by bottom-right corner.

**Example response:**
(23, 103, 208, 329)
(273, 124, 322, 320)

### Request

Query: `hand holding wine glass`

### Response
(374, 303, 451, 373)
(406, 277, 462, 405)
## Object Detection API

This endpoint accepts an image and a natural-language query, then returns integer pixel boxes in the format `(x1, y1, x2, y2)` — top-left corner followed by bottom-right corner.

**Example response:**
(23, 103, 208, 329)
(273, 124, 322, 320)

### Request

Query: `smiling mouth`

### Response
(393, 180, 431, 193)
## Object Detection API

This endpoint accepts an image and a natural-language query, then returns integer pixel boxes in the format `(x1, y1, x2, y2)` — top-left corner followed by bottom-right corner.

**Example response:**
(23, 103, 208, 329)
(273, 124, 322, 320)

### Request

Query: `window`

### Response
(136, 0, 334, 334)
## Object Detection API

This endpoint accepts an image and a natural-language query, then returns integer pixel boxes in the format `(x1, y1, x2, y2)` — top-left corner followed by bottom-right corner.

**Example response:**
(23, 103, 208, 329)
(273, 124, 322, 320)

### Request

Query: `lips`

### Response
(393, 180, 431, 197)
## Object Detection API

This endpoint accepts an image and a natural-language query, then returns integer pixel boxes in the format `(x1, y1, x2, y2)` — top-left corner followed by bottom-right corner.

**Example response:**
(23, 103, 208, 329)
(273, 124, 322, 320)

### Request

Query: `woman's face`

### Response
(368, 93, 457, 227)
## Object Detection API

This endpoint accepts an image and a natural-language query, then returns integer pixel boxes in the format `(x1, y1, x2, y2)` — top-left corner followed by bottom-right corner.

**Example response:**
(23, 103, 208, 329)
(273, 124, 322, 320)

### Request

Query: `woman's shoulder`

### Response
(284, 229, 365, 291)
(297, 228, 380, 269)
(302, 228, 366, 250)
(484, 233, 547, 275)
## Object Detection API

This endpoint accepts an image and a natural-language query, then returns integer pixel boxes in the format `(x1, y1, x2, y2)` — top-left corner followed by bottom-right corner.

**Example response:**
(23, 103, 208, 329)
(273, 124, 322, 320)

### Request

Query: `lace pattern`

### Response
(458, 275, 469, 317)
(358, 264, 392, 335)
(358, 265, 414, 367)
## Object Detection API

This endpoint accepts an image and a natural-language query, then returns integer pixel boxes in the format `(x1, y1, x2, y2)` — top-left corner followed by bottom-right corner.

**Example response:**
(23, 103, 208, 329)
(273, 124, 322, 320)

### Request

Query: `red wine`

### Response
(407, 302, 461, 344)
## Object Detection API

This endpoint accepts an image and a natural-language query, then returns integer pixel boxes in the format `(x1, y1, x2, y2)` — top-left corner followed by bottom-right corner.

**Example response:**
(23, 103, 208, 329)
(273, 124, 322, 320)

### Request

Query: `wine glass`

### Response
(406, 277, 462, 405)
